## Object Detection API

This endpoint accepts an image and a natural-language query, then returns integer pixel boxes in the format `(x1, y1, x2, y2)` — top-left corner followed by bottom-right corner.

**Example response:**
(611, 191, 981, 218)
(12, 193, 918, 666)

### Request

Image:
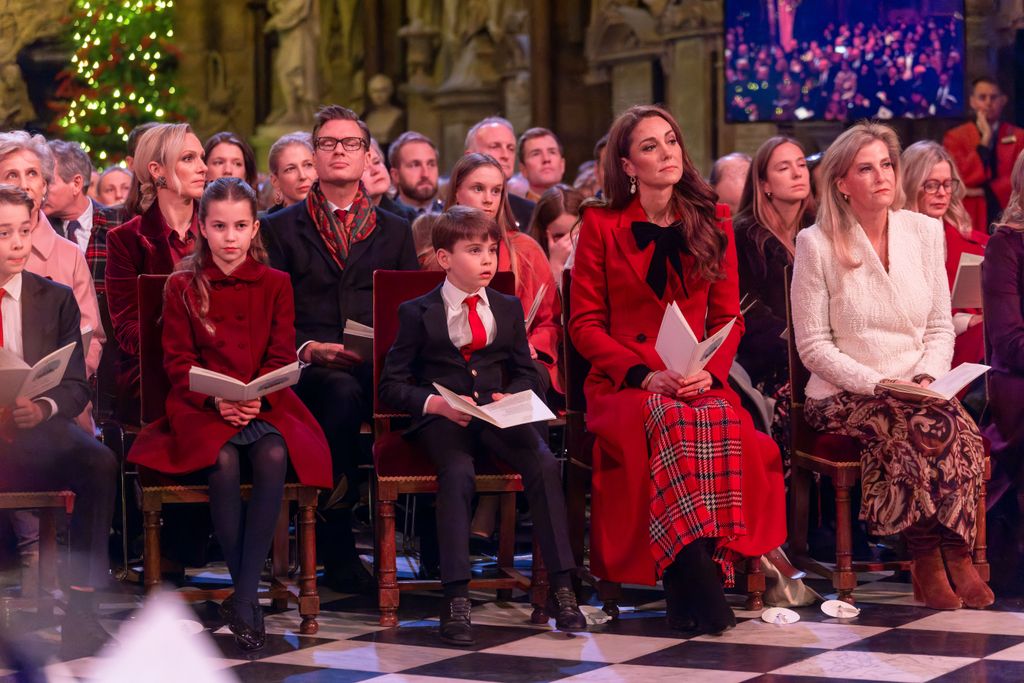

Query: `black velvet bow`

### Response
(631, 221, 689, 299)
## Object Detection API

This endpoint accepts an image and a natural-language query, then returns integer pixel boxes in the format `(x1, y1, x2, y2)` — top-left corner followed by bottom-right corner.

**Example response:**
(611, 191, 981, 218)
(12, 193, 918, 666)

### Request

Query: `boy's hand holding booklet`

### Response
(875, 363, 990, 402)
(0, 342, 76, 407)
(189, 362, 300, 402)
(342, 319, 373, 360)
(432, 382, 554, 429)
(655, 301, 736, 377)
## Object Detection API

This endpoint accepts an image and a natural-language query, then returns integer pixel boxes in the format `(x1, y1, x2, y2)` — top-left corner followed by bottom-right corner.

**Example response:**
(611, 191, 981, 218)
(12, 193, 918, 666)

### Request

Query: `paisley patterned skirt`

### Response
(805, 391, 985, 545)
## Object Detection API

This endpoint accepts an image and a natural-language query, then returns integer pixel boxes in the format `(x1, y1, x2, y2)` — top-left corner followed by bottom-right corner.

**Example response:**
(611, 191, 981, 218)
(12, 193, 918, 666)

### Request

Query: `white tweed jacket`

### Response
(791, 209, 955, 399)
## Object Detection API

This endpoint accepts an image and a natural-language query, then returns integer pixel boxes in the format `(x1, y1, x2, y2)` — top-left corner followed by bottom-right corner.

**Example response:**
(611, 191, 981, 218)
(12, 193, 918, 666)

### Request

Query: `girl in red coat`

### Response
(128, 178, 331, 650)
(569, 105, 786, 635)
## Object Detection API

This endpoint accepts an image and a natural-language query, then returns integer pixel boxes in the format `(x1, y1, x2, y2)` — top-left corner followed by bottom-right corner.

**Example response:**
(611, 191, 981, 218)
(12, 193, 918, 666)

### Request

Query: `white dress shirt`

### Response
(0, 273, 58, 418)
(70, 200, 95, 253)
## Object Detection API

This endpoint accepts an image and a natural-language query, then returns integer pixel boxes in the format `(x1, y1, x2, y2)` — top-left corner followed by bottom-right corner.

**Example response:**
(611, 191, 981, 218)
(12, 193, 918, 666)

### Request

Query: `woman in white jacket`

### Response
(791, 122, 989, 611)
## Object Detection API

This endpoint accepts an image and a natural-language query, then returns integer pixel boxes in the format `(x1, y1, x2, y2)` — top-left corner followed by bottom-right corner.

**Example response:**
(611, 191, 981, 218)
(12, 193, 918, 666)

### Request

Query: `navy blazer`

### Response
(378, 283, 540, 434)
(18, 271, 91, 419)
(509, 193, 535, 231)
(262, 201, 418, 349)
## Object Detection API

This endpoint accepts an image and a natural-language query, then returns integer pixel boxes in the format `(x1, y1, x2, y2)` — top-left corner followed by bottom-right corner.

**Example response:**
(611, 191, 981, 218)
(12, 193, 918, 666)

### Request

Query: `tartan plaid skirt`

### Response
(644, 394, 746, 585)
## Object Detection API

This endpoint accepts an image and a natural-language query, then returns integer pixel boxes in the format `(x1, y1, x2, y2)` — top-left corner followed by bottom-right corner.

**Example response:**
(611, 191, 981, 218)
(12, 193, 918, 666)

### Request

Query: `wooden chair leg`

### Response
(833, 481, 857, 604)
(38, 509, 57, 616)
(788, 464, 812, 562)
(496, 491, 516, 601)
(271, 500, 290, 610)
(598, 580, 622, 619)
(974, 459, 990, 581)
(376, 494, 399, 627)
(745, 556, 765, 611)
(143, 506, 162, 593)
(529, 535, 549, 624)
(297, 496, 319, 634)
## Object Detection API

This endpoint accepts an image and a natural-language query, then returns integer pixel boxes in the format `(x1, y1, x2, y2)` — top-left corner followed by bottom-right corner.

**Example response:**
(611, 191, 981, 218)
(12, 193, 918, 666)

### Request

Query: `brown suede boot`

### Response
(940, 532, 994, 609)
(905, 518, 961, 610)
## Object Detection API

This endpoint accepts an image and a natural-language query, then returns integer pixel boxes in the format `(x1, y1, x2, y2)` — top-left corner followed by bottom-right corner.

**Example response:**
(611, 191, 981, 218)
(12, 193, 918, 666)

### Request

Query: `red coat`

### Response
(944, 221, 989, 367)
(944, 121, 1024, 232)
(568, 198, 786, 585)
(127, 257, 332, 489)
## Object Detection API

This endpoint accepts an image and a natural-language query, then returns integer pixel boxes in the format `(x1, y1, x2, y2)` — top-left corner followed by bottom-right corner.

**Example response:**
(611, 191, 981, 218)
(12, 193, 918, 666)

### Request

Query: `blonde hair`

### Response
(994, 151, 1024, 231)
(816, 121, 905, 269)
(901, 140, 971, 237)
(125, 123, 194, 216)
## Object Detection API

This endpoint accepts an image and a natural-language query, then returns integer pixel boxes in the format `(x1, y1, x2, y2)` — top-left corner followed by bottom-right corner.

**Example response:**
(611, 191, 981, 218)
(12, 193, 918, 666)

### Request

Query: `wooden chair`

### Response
(560, 269, 766, 613)
(783, 267, 989, 604)
(135, 274, 321, 634)
(0, 491, 74, 621)
(371, 270, 547, 627)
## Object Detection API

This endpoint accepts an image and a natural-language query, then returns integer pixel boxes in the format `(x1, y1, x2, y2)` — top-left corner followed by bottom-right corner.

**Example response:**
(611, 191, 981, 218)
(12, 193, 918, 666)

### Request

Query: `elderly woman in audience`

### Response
(902, 141, 987, 369)
(106, 123, 206, 420)
(569, 105, 787, 634)
(203, 131, 257, 187)
(792, 122, 990, 610)
(96, 166, 132, 207)
(733, 136, 815, 453)
(529, 184, 584, 286)
(266, 131, 316, 214)
(363, 138, 415, 223)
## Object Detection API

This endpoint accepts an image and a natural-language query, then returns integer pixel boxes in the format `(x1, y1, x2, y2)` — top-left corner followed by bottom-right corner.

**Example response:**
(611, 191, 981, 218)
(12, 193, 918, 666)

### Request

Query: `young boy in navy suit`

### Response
(0, 185, 117, 659)
(379, 206, 584, 645)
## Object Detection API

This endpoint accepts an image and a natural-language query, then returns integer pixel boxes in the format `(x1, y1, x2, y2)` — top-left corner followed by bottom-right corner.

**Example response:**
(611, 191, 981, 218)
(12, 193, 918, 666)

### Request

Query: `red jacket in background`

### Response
(944, 120, 1024, 232)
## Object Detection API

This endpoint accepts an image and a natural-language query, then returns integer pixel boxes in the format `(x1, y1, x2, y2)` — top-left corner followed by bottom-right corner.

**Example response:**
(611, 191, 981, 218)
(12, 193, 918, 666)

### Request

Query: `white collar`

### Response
(0, 272, 22, 300)
(76, 199, 94, 225)
(326, 199, 353, 214)
(441, 278, 489, 311)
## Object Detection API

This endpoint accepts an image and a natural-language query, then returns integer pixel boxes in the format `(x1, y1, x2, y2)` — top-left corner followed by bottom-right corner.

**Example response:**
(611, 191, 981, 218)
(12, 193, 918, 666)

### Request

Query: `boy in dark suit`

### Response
(0, 185, 117, 659)
(379, 206, 584, 645)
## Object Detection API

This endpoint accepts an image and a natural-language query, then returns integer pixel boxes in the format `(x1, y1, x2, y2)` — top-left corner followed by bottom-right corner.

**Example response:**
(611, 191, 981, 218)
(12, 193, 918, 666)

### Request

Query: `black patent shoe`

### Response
(546, 587, 587, 632)
(439, 596, 475, 646)
(220, 596, 263, 652)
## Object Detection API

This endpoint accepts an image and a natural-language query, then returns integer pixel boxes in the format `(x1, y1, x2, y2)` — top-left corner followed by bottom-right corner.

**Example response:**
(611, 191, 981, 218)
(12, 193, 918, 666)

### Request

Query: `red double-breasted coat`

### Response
(944, 121, 1024, 232)
(127, 257, 332, 489)
(944, 221, 989, 367)
(568, 197, 786, 586)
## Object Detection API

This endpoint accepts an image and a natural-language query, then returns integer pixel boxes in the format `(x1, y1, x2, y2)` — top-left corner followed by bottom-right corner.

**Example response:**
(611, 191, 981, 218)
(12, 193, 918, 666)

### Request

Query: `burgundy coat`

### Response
(568, 197, 786, 586)
(127, 257, 332, 488)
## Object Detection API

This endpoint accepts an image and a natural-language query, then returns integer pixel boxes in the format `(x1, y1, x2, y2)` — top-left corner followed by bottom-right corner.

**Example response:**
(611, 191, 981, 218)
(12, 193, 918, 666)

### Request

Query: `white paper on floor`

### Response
(761, 607, 800, 624)
(583, 605, 613, 625)
(820, 599, 861, 619)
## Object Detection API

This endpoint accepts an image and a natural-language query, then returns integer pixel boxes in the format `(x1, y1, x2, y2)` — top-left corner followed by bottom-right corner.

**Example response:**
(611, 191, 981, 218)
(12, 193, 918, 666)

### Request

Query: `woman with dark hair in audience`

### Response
(733, 136, 815, 453)
(569, 104, 786, 634)
(442, 152, 562, 396)
(106, 123, 206, 419)
(902, 141, 987, 369)
(792, 122, 989, 610)
(529, 184, 584, 285)
(128, 178, 331, 651)
(204, 132, 258, 187)
(266, 132, 315, 214)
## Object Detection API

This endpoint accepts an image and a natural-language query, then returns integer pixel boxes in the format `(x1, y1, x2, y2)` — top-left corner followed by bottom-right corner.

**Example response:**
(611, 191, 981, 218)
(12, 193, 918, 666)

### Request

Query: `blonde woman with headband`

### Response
(791, 122, 989, 610)
(106, 122, 207, 418)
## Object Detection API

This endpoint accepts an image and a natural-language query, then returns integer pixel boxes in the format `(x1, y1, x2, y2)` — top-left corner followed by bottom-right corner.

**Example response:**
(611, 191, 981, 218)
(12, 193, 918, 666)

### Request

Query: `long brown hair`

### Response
(529, 184, 584, 257)
(600, 104, 726, 281)
(443, 152, 523, 281)
(734, 136, 815, 259)
(173, 177, 267, 335)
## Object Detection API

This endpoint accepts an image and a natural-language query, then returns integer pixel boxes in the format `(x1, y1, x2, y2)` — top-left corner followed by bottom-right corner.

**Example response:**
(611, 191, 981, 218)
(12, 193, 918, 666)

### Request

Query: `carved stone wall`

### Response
(1, 0, 70, 128)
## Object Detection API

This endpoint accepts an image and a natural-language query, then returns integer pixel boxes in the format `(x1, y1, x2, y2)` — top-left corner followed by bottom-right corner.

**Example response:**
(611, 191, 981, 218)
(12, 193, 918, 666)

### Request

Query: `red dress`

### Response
(568, 197, 786, 586)
(127, 257, 332, 489)
(944, 221, 989, 367)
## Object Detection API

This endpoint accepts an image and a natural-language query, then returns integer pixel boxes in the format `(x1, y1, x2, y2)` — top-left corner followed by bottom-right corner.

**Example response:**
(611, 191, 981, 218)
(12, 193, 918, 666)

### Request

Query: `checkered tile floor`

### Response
(5, 567, 1024, 682)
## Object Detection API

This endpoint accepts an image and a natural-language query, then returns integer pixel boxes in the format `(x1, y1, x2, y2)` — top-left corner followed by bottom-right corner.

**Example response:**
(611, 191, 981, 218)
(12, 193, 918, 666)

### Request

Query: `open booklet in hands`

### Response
(0, 342, 76, 407)
(655, 301, 736, 377)
(432, 382, 555, 429)
(189, 362, 300, 402)
(950, 253, 983, 309)
(342, 319, 373, 360)
(875, 363, 990, 401)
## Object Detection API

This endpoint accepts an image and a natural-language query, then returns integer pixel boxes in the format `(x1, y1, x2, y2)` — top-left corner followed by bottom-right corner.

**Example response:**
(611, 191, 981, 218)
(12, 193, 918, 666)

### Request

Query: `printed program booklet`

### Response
(655, 301, 736, 377)
(950, 253, 983, 309)
(0, 342, 76, 407)
(875, 363, 990, 401)
(189, 362, 300, 402)
(432, 382, 555, 429)
(343, 319, 374, 360)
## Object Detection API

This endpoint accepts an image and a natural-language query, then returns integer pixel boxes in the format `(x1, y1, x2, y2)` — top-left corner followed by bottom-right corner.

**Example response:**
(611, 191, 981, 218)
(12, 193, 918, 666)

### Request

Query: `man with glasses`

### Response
(263, 105, 418, 593)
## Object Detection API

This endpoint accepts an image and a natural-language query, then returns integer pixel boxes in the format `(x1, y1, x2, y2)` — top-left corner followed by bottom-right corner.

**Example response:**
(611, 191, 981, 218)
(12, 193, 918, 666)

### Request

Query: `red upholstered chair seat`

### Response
(793, 431, 862, 465)
(372, 431, 520, 480)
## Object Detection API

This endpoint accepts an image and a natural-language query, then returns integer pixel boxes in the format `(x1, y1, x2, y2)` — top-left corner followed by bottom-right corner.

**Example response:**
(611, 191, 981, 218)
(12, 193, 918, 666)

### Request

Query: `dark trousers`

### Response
(1, 417, 117, 588)
(412, 418, 576, 583)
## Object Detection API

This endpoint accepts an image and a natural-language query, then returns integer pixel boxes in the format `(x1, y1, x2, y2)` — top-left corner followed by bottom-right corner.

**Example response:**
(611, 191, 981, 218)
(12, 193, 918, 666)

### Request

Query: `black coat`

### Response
(509, 193, 536, 231)
(379, 195, 419, 224)
(262, 201, 418, 349)
(378, 284, 540, 434)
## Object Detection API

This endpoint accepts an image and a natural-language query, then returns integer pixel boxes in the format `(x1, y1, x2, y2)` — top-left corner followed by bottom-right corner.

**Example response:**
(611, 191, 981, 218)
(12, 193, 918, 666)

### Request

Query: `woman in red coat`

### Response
(106, 123, 207, 421)
(902, 141, 988, 370)
(569, 105, 786, 635)
(128, 178, 331, 651)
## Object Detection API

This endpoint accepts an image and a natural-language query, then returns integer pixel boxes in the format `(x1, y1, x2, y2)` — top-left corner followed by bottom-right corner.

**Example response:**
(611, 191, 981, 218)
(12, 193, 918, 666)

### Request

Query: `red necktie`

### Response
(460, 295, 486, 361)
(335, 208, 348, 224)
(0, 288, 6, 348)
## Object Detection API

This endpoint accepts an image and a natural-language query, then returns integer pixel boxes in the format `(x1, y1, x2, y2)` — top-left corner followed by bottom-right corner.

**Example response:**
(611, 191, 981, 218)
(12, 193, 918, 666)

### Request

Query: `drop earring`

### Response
(629, 176, 637, 195)
(765, 191, 773, 200)
(155, 176, 168, 189)
(842, 193, 849, 202)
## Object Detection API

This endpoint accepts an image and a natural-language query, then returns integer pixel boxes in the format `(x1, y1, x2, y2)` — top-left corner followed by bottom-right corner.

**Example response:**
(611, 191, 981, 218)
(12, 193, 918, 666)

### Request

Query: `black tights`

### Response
(207, 434, 288, 608)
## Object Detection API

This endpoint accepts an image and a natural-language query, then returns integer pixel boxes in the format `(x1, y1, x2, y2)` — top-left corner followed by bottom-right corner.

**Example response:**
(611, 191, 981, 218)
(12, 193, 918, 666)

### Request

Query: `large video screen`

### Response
(725, 0, 966, 123)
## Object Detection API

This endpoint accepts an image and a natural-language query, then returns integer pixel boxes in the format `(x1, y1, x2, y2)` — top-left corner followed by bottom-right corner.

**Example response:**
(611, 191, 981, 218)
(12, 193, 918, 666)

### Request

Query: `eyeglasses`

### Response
(314, 136, 368, 152)
(921, 179, 960, 195)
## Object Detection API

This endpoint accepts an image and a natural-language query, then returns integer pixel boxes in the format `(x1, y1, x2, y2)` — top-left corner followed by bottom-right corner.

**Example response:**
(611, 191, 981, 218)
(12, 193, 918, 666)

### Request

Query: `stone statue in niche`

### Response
(319, 0, 364, 110)
(264, 0, 319, 126)
(0, 63, 36, 127)
(363, 74, 405, 145)
(0, 2, 66, 127)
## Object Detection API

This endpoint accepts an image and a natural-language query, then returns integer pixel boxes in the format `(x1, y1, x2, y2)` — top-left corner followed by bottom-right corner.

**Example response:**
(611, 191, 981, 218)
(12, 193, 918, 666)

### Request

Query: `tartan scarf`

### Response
(306, 180, 377, 269)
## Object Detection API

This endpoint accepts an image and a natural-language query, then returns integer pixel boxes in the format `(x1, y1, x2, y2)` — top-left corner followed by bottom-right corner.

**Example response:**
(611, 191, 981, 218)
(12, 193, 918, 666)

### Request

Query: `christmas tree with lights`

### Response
(51, 0, 190, 164)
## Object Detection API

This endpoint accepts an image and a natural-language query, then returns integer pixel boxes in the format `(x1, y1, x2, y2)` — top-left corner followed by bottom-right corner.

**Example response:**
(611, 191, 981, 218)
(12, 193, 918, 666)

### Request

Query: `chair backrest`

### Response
(138, 274, 170, 424)
(561, 268, 591, 414)
(783, 266, 819, 450)
(372, 270, 515, 416)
